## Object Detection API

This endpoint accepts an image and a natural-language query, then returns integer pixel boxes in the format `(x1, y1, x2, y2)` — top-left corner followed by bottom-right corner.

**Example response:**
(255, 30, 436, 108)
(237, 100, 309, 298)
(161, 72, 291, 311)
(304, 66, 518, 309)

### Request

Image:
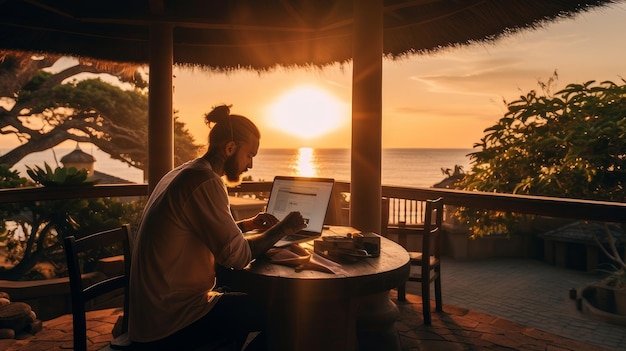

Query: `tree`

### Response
(0, 50, 202, 173)
(0, 51, 203, 279)
(458, 74, 626, 235)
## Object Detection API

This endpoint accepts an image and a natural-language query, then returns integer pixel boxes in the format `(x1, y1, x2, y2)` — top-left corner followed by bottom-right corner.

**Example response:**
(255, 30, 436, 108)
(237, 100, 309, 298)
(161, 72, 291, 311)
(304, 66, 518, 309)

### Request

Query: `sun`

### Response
(267, 85, 346, 139)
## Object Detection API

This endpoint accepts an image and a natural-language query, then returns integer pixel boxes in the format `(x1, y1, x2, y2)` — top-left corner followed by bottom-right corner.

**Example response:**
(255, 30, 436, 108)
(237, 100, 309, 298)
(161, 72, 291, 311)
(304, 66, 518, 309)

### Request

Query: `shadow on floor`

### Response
(393, 291, 610, 351)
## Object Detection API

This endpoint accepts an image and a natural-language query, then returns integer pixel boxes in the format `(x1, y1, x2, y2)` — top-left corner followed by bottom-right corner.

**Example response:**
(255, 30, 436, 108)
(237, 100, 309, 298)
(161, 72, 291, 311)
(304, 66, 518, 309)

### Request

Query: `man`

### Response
(128, 104, 306, 350)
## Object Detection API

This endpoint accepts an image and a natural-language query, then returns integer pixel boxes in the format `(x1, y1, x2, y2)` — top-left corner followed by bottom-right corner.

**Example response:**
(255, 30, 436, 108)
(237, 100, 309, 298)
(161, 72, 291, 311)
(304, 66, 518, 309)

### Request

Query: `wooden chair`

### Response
(390, 197, 444, 325)
(63, 225, 133, 351)
(64, 225, 241, 351)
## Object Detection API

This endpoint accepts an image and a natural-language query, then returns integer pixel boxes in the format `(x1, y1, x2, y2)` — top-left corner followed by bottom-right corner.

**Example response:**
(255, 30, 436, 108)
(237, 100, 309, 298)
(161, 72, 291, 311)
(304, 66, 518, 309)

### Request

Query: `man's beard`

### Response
(223, 153, 243, 186)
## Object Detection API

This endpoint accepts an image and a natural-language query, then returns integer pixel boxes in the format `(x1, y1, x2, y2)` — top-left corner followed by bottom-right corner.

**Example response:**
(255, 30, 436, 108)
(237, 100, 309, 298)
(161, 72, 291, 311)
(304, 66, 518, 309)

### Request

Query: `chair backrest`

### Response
(63, 224, 132, 351)
(422, 197, 443, 262)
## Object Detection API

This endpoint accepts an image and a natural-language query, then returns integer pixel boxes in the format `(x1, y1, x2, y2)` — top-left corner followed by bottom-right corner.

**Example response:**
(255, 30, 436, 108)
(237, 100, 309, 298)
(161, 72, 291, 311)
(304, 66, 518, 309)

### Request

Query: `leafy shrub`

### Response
(458, 75, 626, 236)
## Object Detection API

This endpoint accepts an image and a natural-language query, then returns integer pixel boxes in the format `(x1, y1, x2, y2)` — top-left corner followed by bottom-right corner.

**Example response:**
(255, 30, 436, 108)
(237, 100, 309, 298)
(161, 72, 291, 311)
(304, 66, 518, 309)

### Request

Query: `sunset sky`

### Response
(171, 2, 625, 150)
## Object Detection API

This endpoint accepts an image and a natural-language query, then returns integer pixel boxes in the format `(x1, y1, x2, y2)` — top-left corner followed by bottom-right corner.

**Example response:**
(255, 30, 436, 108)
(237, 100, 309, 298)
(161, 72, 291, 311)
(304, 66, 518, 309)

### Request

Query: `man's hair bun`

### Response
(204, 104, 232, 126)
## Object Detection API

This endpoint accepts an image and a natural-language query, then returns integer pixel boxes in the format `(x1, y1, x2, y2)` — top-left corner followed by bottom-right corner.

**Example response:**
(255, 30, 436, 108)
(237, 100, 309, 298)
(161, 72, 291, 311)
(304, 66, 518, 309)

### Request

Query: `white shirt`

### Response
(128, 157, 252, 342)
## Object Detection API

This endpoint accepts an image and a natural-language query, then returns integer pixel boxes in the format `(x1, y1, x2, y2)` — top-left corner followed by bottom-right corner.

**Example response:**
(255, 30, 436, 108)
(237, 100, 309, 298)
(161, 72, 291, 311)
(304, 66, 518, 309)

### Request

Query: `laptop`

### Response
(265, 176, 335, 247)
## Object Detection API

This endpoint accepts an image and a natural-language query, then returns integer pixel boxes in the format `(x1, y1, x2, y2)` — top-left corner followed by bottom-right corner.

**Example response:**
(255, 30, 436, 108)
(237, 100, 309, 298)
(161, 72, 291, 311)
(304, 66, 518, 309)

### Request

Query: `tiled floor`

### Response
(432, 257, 625, 350)
(1, 257, 623, 351)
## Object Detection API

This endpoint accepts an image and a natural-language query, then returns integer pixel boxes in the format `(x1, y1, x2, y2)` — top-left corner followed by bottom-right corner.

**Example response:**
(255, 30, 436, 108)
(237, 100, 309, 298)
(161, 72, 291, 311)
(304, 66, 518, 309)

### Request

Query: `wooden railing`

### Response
(0, 184, 149, 204)
(381, 185, 626, 224)
(0, 181, 624, 225)
(230, 181, 626, 225)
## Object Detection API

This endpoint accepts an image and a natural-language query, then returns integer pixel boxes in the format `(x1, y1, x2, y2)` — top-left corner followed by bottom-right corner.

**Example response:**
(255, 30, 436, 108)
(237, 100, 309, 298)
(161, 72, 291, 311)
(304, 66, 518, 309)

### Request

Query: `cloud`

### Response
(324, 79, 349, 90)
(409, 64, 553, 98)
(391, 105, 498, 121)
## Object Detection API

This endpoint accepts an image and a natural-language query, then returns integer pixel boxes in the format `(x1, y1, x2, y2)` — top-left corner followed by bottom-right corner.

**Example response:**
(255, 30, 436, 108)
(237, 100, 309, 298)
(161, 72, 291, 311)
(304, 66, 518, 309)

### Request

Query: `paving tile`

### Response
(416, 339, 468, 351)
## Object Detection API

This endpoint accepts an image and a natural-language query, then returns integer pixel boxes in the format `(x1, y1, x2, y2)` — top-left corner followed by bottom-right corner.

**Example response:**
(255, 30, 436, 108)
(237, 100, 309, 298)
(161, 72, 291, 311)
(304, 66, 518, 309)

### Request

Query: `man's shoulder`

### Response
(173, 159, 221, 188)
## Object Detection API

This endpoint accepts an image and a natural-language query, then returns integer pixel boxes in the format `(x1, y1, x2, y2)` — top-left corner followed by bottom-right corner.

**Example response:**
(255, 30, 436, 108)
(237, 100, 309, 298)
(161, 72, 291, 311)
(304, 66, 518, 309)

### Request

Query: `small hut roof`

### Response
(60, 146, 96, 164)
(92, 170, 135, 185)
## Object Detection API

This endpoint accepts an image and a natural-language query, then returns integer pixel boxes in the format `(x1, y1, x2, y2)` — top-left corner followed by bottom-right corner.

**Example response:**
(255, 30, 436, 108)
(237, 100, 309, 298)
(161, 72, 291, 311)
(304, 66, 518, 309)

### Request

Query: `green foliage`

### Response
(0, 164, 30, 188)
(458, 75, 626, 236)
(21, 71, 53, 93)
(0, 165, 31, 235)
(2, 195, 145, 279)
(25, 162, 98, 186)
(174, 115, 202, 165)
(0, 165, 144, 280)
(45, 79, 147, 129)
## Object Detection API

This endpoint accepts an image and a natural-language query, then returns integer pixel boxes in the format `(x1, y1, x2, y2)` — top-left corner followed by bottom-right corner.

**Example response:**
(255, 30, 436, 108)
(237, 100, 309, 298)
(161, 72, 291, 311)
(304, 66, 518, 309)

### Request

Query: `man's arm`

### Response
(246, 211, 306, 259)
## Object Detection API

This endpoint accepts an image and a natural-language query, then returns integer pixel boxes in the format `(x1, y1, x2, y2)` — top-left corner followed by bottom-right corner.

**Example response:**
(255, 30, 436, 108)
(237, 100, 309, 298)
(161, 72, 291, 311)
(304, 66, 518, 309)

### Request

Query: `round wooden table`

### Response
(220, 226, 410, 351)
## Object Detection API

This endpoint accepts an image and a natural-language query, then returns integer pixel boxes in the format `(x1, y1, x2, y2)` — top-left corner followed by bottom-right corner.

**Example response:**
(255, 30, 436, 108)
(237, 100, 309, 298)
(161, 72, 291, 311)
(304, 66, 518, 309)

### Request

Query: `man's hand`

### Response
(247, 212, 279, 231)
(245, 211, 307, 259)
(278, 211, 307, 236)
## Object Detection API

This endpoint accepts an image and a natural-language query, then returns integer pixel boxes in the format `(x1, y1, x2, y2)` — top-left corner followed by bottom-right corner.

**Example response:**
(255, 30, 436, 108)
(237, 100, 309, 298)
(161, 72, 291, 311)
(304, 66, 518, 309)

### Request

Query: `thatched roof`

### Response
(0, 0, 616, 70)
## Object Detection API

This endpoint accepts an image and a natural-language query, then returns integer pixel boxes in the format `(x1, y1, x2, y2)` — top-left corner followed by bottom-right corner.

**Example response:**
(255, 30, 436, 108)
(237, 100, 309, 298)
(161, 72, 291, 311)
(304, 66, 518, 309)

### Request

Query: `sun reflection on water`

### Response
(289, 147, 318, 177)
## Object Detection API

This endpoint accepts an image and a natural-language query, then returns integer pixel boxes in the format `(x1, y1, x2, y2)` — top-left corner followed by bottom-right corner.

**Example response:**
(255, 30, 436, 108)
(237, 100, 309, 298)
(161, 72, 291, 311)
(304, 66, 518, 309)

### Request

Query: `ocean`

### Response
(249, 148, 473, 188)
(4, 147, 473, 188)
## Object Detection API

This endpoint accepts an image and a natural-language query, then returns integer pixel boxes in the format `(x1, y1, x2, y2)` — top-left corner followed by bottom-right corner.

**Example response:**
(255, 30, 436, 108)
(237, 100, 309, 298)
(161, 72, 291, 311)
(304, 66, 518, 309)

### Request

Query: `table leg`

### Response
(264, 297, 358, 351)
(355, 291, 401, 351)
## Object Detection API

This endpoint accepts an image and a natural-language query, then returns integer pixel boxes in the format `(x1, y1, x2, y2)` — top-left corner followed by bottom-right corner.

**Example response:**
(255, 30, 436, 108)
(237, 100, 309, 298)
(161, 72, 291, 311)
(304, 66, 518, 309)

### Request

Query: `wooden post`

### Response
(148, 23, 174, 192)
(350, 0, 383, 233)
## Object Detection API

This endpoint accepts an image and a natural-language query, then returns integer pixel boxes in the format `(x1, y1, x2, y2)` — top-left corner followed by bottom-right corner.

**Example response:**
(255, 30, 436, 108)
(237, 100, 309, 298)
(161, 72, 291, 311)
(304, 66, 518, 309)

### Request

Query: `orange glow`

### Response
(267, 85, 346, 139)
(290, 147, 318, 177)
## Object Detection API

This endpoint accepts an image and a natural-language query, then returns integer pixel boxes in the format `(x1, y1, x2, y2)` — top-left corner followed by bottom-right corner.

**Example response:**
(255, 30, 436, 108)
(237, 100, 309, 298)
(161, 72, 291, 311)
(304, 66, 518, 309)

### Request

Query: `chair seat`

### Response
(407, 265, 441, 281)
(408, 251, 422, 261)
(407, 252, 438, 266)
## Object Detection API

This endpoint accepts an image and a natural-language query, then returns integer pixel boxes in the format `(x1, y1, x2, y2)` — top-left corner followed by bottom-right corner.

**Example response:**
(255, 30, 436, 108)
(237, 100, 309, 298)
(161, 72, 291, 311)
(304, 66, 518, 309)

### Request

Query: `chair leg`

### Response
(434, 272, 443, 312)
(397, 282, 406, 301)
(421, 280, 431, 325)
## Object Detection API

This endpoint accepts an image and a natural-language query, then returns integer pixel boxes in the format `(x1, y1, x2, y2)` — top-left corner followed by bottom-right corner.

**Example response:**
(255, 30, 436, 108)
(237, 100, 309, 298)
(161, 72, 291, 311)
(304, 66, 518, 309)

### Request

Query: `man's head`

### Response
(204, 105, 261, 185)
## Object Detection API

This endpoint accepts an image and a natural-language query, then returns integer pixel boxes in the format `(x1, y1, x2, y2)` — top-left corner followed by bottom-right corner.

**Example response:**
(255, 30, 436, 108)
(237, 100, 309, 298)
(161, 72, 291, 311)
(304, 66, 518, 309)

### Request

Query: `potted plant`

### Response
(592, 223, 626, 315)
(26, 162, 99, 187)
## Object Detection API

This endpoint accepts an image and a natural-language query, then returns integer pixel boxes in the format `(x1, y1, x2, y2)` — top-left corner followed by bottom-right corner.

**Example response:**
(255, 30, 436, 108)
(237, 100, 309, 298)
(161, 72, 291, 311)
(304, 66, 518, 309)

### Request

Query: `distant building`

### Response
(60, 144, 95, 177)
(60, 144, 134, 184)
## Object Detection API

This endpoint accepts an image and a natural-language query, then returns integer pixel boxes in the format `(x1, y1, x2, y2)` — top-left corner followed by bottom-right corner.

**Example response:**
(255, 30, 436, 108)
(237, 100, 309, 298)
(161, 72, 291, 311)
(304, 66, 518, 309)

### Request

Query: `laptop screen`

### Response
(265, 176, 335, 234)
